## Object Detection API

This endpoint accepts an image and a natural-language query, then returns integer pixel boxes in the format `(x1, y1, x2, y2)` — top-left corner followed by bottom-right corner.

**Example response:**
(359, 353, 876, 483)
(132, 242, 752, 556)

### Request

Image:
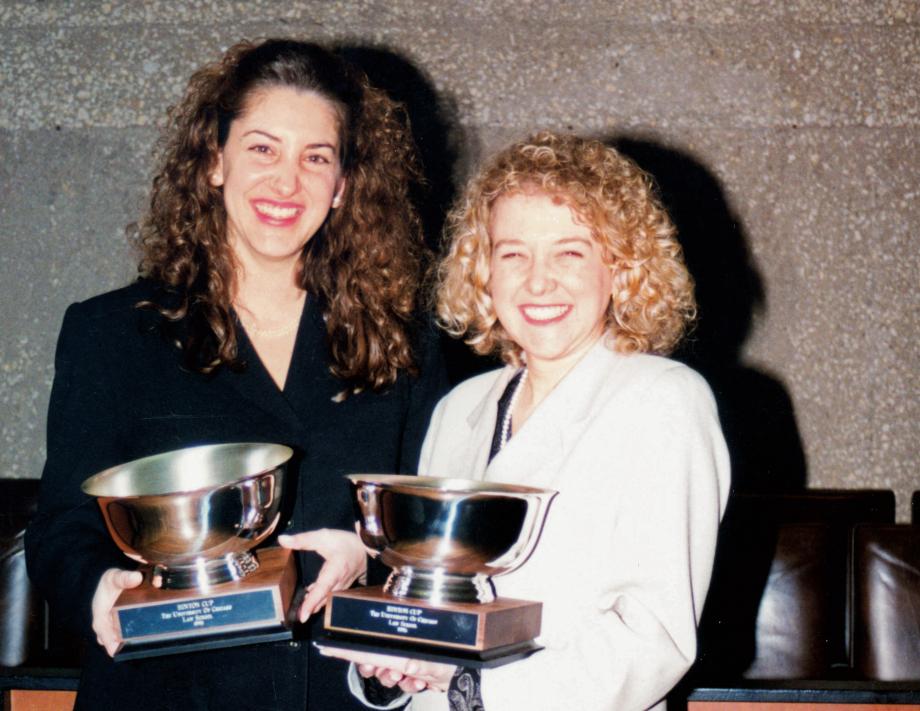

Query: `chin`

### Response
(252, 239, 308, 261)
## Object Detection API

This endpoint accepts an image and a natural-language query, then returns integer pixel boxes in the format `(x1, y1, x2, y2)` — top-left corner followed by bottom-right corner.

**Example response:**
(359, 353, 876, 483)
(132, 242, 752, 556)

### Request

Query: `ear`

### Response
(209, 152, 225, 188)
(331, 177, 346, 208)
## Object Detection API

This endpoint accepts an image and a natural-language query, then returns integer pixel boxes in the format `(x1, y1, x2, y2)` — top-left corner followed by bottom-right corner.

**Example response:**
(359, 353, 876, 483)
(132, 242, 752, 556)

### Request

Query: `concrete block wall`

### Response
(1, 2, 917, 519)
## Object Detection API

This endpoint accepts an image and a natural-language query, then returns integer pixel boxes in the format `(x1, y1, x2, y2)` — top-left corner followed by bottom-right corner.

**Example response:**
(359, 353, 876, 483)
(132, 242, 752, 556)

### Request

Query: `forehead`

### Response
(489, 190, 593, 239)
(235, 86, 342, 144)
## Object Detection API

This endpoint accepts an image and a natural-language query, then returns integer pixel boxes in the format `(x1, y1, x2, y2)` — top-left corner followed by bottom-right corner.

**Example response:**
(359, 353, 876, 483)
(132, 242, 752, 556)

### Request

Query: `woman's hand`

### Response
(91, 568, 144, 657)
(278, 528, 368, 622)
(317, 646, 456, 693)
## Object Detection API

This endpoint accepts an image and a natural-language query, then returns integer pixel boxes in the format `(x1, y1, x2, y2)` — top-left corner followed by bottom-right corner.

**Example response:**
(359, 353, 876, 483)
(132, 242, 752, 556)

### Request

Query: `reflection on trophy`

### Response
(81, 442, 297, 661)
(323, 475, 556, 668)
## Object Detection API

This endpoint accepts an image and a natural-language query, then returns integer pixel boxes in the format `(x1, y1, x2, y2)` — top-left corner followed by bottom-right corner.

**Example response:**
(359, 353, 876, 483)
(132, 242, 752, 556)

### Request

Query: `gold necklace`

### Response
(235, 293, 305, 339)
(242, 317, 300, 338)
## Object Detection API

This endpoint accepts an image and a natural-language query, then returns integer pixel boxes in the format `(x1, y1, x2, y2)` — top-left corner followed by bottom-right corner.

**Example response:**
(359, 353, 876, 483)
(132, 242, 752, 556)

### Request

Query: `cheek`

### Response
(570, 267, 612, 309)
(588, 262, 612, 294)
(310, 169, 343, 196)
(487, 267, 516, 309)
(597, 272, 613, 305)
(221, 165, 259, 196)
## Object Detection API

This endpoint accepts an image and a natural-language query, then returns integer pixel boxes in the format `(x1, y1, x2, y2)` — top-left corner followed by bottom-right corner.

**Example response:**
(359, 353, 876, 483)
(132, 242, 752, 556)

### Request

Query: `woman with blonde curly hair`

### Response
(27, 39, 446, 710)
(331, 132, 730, 711)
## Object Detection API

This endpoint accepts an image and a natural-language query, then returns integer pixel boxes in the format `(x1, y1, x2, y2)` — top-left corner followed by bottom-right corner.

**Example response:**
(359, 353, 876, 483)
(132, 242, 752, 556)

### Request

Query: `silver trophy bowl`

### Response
(81, 442, 293, 590)
(348, 474, 557, 604)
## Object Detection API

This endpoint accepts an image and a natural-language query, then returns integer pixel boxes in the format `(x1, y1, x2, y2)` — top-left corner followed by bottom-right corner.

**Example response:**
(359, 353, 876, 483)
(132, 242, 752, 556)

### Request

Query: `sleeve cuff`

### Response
(347, 663, 410, 709)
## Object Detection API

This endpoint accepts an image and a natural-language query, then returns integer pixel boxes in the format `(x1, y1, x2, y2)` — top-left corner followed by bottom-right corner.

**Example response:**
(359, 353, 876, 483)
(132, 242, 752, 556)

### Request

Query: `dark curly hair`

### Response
(135, 39, 425, 389)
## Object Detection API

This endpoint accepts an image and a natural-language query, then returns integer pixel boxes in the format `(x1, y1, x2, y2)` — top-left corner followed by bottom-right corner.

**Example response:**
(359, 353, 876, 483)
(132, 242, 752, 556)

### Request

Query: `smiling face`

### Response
(488, 191, 613, 378)
(210, 85, 346, 269)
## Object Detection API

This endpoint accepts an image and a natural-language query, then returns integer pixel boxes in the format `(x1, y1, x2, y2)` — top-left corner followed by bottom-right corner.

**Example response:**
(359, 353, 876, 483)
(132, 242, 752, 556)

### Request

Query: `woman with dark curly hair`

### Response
(26, 39, 446, 710)
(329, 132, 730, 711)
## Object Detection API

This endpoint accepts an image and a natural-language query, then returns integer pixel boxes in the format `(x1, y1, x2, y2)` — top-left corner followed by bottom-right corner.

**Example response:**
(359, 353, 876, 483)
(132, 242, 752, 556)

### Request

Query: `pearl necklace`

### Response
(499, 368, 528, 450)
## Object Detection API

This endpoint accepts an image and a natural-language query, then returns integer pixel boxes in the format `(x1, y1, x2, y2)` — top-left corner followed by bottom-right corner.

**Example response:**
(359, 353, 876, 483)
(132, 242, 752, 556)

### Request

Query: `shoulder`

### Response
(55, 280, 167, 363)
(572, 346, 718, 429)
(594, 347, 713, 400)
(633, 354, 715, 406)
(65, 280, 159, 324)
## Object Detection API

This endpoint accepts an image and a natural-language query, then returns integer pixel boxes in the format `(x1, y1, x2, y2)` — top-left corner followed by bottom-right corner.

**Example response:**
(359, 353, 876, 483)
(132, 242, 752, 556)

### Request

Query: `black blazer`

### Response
(25, 280, 447, 710)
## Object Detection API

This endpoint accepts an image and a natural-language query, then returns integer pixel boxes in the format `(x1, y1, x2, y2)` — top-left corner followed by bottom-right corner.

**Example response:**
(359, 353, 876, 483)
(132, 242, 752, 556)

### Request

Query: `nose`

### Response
(270, 158, 300, 196)
(525, 255, 555, 295)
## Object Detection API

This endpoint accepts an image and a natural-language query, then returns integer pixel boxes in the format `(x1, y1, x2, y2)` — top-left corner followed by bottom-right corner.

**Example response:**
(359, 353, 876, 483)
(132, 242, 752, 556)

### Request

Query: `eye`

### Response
(497, 249, 523, 260)
(561, 249, 585, 258)
(306, 153, 332, 165)
(248, 144, 272, 155)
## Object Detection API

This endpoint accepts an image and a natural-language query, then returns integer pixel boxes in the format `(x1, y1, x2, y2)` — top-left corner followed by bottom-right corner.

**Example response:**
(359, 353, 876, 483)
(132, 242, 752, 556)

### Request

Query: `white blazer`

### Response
(410, 337, 730, 711)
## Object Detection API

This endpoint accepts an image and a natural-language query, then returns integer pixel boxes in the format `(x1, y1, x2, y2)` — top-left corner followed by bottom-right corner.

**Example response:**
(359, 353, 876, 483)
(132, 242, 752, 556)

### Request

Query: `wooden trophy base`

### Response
(321, 585, 543, 669)
(113, 546, 298, 661)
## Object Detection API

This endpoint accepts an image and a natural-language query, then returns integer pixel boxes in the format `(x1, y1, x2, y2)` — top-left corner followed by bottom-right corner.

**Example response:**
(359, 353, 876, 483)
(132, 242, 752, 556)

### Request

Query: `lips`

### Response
(520, 304, 571, 324)
(251, 199, 303, 224)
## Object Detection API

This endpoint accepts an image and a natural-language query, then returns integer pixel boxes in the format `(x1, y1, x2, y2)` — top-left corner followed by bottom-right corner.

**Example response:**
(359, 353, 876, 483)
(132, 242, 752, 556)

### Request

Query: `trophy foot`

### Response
(152, 551, 260, 589)
(384, 569, 496, 604)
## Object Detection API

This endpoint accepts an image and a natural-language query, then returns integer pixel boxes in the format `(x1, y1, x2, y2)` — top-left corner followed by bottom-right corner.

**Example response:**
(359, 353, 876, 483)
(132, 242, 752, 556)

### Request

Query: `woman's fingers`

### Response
(375, 667, 403, 688)
(316, 645, 455, 691)
(298, 567, 339, 620)
(279, 529, 367, 622)
(91, 568, 143, 657)
(316, 647, 408, 668)
(357, 663, 377, 678)
(399, 677, 428, 693)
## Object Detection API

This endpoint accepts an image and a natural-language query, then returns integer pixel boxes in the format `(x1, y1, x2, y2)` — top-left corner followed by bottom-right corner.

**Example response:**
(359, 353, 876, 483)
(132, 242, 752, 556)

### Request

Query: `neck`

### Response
(233, 255, 303, 317)
(235, 274, 303, 316)
(519, 332, 605, 413)
(519, 363, 564, 416)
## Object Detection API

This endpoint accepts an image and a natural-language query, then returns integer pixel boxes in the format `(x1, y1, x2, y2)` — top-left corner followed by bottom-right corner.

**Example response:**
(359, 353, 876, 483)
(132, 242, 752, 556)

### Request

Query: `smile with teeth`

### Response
(253, 201, 302, 220)
(521, 304, 571, 322)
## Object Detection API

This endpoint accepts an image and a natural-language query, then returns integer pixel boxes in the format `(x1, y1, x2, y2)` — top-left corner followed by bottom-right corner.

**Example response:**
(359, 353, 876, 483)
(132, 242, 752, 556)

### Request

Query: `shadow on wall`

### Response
(611, 137, 809, 679)
(611, 137, 808, 491)
(338, 44, 496, 384)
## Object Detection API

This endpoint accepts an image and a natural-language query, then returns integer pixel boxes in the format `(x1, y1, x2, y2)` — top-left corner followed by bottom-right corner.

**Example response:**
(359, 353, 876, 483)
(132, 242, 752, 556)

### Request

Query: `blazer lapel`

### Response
(447, 368, 516, 481)
(485, 408, 564, 487)
(485, 338, 621, 487)
(213, 307, 311, 435)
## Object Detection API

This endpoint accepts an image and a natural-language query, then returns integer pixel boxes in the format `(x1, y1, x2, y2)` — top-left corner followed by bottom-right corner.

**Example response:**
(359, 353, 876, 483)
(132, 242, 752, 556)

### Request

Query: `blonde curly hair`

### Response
(437, 131, 695, 363)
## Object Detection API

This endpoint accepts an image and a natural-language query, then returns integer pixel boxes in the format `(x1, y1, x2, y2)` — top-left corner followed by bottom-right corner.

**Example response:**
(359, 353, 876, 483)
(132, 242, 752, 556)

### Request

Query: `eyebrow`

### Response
(241, 129, 281, 142)
(493, 236, 593, 247)
(240, 130, 337, 151)
(303, 142, 338, 151)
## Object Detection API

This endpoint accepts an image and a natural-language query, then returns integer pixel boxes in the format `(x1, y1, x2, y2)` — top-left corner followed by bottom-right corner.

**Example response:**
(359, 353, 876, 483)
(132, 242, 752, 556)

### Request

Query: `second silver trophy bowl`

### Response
(348, 474, 557, 604)
(81, 442, 293, 590)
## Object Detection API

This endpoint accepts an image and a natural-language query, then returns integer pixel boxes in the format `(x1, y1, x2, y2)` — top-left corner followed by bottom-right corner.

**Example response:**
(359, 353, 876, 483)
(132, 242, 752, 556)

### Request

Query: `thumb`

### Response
(114, 570, 144, 590)
(278, 530, 323, 554)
